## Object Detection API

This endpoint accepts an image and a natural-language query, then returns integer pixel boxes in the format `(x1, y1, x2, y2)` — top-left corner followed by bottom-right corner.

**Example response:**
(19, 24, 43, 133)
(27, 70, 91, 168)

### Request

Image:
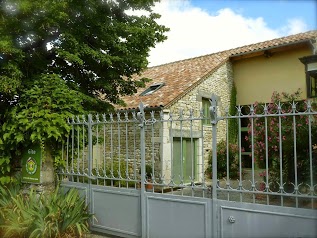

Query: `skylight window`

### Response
(140, 83, 164, 96)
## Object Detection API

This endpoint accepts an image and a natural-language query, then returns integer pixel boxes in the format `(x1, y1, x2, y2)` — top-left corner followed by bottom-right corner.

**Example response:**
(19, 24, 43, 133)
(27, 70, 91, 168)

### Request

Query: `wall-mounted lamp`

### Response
(263, 50, 273, 58)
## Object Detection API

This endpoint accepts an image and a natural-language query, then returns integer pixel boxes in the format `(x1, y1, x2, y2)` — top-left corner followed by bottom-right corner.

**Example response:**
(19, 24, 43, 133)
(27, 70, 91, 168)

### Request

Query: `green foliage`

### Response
(0, 0, 168, 110)
(0, 0, 168, 183)
(0, 74, 85, 181)
(0, 186, 91, 238)
(138, 164, 153, 178)
(0, 154, 11, 185)
(145, 164, 153, 179)
(3, 74, 84, 145)
(104, 160, 136, 187)
(248, 90, 317, 188)
(207, 140, 239, 179)
(0, 182, 21, 229)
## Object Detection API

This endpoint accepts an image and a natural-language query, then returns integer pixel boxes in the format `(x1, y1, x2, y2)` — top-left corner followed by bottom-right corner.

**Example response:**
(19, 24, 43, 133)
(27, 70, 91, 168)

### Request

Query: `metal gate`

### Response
(58, 95, 317, 238)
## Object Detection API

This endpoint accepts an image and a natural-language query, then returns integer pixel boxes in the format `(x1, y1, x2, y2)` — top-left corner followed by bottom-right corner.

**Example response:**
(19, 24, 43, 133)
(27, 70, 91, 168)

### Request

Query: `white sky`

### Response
(147, 0, 313, 66)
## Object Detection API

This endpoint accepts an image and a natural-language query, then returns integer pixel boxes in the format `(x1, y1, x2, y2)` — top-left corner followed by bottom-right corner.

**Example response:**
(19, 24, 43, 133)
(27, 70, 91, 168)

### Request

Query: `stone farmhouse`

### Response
(93, 30, 317, 184)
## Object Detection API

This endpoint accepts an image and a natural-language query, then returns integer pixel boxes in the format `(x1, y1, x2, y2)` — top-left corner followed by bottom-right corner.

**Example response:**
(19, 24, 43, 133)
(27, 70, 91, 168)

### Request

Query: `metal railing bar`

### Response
(103, 123, 107, 186)
(133, 113, 137, 189)
(219, 110, 317, 120)
(226, 117, 230, 201)
(169, 113, 174, 195)
(251, 112, 256, 204)
(216, 187, 317, 198)
(77, 124, 80, 181)
(110, 116, 114, 187)
(308, 113, 314, 209)
(71, 125, 74, 173)
(238, 108, 243, 202)
(82, 124, 85, 183)
(200, 109, 206, 198)
(190, 109, 195, 197)
(66, 135, 69, 173)
(264, 107, 269, 205)
(179, 109, 184, 189)
(292, 103, 298, 208)
(278, 108, 284, 207)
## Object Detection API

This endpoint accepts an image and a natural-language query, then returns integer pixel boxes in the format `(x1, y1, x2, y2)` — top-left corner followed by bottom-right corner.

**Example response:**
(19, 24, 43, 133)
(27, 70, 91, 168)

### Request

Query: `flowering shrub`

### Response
(207, 140, 239, 179)
(258, 170, 267, 191)
(247, 90, 317, 188)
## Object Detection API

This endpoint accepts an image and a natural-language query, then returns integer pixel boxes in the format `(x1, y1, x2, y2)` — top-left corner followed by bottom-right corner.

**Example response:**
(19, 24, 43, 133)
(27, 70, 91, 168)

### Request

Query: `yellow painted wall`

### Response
(233, 46, 312, 105)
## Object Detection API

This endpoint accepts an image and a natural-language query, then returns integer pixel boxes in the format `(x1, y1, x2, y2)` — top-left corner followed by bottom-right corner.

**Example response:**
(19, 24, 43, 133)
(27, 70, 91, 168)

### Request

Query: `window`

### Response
(299, 55, 317, 98)
(140, 83, 164, 96)
(307, 70, 317, 98)
(240, 107, 252, 168)
(202, 98, 211, 125)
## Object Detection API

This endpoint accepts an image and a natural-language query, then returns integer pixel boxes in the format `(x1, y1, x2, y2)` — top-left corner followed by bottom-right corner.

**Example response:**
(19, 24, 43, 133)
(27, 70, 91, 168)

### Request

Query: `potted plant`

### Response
(145, 164, 153, 191)
(138, 164, 153, 191)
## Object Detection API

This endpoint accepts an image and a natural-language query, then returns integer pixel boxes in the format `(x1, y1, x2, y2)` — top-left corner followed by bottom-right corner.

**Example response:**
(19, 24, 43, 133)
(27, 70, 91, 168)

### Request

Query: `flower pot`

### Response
(146, 180, 153, 191)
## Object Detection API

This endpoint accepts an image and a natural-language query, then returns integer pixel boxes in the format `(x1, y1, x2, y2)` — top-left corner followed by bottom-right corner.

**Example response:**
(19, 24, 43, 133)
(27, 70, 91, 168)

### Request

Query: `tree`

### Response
(0, 0, 169, 183)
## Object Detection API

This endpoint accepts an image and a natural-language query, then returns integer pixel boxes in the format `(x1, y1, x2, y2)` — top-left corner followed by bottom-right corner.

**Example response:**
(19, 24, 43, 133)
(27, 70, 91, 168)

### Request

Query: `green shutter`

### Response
(173, 138, 198, 184)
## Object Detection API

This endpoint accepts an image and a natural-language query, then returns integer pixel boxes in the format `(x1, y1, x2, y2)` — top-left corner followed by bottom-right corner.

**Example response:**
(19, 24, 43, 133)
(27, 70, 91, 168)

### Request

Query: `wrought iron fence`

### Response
(58, 97, 317, 209)
(217, 99, 317, 209)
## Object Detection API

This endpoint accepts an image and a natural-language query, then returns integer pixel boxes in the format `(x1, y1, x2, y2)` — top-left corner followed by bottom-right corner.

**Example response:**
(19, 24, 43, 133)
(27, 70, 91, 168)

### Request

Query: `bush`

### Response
(138, 164, 153, 180)
(207, 140, 239, 179)
(247, 90, 317, 187)
(0, 185, 91, 238)
(0, 183, 21, 234)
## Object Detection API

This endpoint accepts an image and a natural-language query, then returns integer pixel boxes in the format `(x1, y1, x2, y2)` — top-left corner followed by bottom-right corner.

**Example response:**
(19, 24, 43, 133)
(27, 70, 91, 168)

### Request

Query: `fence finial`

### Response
(137, 102, 145, 127)
(209, 94, 218, 124)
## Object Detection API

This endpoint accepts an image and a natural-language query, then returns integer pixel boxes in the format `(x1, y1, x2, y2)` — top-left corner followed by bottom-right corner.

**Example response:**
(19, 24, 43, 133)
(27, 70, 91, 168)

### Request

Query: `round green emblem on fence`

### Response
(26, 157, 37, 175)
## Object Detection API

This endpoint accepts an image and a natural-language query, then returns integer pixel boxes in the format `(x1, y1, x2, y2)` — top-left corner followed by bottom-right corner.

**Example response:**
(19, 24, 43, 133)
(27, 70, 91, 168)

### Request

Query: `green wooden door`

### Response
(172, 139, 183, 184)
(172, 138, 197, 184)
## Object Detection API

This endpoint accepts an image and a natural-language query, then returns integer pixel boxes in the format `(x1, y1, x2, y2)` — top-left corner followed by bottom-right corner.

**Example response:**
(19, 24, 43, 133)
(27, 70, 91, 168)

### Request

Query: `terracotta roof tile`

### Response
(118, 30, 317, 110)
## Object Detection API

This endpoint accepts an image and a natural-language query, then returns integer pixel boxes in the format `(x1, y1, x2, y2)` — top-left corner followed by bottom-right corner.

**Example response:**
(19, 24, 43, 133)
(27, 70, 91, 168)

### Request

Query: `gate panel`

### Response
(60, 182, 88, 202)
(146, 193, 211, 238)
(91, 186, 141, 237)
(218, 200, 317, 238)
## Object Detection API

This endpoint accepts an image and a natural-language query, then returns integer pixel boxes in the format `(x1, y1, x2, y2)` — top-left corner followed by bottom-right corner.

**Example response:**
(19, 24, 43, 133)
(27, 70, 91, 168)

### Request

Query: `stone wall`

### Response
(88, 112, 162, 179)
(162, 62, 234, 181)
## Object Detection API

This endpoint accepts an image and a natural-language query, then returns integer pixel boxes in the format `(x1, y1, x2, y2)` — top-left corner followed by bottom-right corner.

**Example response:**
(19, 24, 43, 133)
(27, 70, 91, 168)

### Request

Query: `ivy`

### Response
(0, 74, 85, 183)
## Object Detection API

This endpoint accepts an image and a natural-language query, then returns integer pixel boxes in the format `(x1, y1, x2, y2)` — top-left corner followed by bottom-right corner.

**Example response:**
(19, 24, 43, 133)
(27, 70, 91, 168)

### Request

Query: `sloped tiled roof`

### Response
(118, 30, 317, 110)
